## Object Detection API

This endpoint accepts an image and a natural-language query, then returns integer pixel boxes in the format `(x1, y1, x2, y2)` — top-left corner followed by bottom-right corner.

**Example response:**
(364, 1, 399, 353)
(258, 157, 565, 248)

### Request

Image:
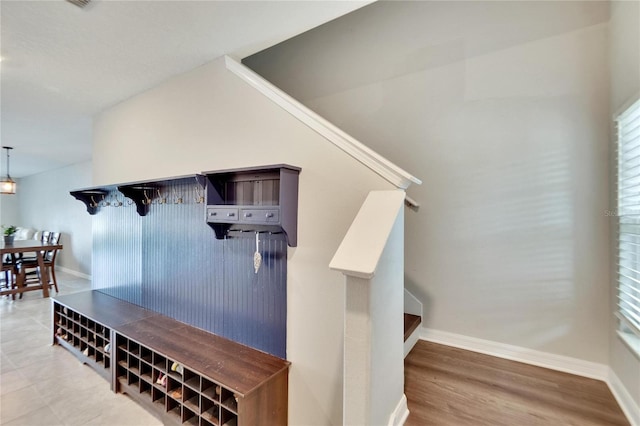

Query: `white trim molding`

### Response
(224, 55, 422, 190)
(608, 368, 640, 426)
(420, 327, 609, 381)
(388, 394, 410, 426)
(56, 266, 92, 281)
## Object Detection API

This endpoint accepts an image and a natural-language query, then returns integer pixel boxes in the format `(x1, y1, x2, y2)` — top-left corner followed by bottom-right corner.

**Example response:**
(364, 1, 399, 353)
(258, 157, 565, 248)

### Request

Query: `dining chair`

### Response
(20, 232, 61, 295)
(17, 229, 48, 271)
(19, 231, 51, 263)
(44, 232, 61, 292)
(41, 231, 51, 244)
(2, 262, 12, 291)
(2, 255, 18, 300)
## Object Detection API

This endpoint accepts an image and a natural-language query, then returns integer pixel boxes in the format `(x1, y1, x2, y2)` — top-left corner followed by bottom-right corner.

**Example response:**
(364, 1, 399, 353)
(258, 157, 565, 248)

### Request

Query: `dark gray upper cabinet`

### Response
(203, 164, 301, 247)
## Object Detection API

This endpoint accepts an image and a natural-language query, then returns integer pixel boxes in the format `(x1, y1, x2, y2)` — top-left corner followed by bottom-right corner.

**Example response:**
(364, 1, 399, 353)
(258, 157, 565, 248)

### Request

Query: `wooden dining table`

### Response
(1, 240, 63, 298)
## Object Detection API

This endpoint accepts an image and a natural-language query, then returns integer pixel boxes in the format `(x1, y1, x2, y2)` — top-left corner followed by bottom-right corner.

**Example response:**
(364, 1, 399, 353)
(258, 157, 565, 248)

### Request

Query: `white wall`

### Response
(609, 0, 640, 409)
(245, 1, 613, 364)
(0, 189, 21, 227)
(17, 161, 93, 276)
(92, 57, 395, 425)
(0, 147, 20, 225)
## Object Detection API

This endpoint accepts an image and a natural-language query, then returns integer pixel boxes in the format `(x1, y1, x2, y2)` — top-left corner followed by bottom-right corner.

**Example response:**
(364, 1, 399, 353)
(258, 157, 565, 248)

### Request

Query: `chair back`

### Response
(45, 232, 61, 262)
(49, 232, 61, 245)
(40, 231, 51, 244)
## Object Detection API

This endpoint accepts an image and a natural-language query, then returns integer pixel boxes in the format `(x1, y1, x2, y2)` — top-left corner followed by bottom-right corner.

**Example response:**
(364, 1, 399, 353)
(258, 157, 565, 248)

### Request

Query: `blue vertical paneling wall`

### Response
(92, 181, 287, 358)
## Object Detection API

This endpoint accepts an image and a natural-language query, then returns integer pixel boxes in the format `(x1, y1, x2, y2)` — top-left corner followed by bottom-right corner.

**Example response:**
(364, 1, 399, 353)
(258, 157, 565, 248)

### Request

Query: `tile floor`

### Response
(0, 271, 162, 425)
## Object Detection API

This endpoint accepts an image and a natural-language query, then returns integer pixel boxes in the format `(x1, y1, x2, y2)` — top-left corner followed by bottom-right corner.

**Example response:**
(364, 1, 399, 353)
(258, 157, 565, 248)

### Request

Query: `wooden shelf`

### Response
(70, 174, 207, 217)
(70, 166, 301, 245)
(52, 291, 289, 426)
(70, 189, 110, 215)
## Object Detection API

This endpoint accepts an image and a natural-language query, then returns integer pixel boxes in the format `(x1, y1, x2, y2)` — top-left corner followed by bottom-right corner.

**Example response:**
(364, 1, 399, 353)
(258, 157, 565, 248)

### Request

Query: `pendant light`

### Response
(1, 146, 16, 195)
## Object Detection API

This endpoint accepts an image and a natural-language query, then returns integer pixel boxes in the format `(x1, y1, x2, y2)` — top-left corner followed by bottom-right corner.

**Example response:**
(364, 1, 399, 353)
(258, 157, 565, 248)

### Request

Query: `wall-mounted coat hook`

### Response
(173, 188, 183, 204)
(195, 185, 204, 204)
(142, 190, 152, 205)
(156, 189, 167, 205)
(112, 193, 123, 207)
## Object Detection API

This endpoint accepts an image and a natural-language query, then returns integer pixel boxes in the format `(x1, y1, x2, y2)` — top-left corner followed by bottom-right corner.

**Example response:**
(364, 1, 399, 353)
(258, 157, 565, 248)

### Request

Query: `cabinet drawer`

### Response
(240, 208, 280, 224)
(207, 207, 239, 222)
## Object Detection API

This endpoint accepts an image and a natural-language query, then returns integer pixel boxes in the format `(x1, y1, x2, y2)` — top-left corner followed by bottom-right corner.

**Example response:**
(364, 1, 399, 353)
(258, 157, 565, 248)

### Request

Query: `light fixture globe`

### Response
(1, 147, 16, 195)
(0, 177, 16, 195)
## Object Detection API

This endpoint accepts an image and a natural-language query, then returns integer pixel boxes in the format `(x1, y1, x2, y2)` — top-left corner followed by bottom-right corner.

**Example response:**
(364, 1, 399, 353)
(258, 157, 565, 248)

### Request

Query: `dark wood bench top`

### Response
(53, 291, 156, 328)
(53, 290, 290, 397)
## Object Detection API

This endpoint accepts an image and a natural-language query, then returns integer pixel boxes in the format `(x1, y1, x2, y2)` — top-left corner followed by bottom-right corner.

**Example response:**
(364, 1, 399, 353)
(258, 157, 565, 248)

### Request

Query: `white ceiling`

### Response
(0, 0, 369, 178)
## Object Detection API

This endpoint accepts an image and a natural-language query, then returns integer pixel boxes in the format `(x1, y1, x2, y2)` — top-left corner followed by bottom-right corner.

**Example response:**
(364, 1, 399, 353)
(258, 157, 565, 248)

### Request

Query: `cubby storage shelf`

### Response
(52, 291, 156, 386)
(116, 334, 241, 426)
(204, 164, 300, 246)
(53, 305, 112, 380)
(52, 291, 289, 425)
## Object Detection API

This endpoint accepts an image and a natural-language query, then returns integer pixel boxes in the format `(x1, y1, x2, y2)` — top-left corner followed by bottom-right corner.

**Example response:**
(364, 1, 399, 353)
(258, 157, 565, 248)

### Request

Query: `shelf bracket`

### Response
(70, 189, 109, 215)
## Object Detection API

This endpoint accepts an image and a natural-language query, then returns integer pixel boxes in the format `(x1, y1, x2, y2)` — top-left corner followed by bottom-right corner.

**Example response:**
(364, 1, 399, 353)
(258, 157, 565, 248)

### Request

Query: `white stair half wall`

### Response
(226, 54, 421, 426)
(330, 190, 409, 426)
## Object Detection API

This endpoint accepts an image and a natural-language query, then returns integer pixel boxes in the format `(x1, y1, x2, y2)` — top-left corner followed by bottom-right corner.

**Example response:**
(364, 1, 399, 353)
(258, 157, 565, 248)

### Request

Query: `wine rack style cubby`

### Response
(115, 334, 242, 426)
(53, 303, 112, 380)
(52, 291, 289, 426)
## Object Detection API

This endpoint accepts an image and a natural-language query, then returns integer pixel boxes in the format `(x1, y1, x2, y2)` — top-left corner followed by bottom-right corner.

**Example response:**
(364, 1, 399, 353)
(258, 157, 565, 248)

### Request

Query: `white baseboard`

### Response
(387, 394, 409, 426)
(56, 266, 92, 281)
(419, 327, 609, 381)
(608, 368, 640, 426)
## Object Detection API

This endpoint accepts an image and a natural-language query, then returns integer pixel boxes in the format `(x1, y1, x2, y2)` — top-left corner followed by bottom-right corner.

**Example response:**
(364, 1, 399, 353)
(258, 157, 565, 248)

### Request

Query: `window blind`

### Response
(617, 98, 640, 335)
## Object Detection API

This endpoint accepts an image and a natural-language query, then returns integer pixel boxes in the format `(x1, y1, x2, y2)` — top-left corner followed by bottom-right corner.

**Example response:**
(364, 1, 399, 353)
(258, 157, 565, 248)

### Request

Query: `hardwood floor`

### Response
(405, 341, 629, 426)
